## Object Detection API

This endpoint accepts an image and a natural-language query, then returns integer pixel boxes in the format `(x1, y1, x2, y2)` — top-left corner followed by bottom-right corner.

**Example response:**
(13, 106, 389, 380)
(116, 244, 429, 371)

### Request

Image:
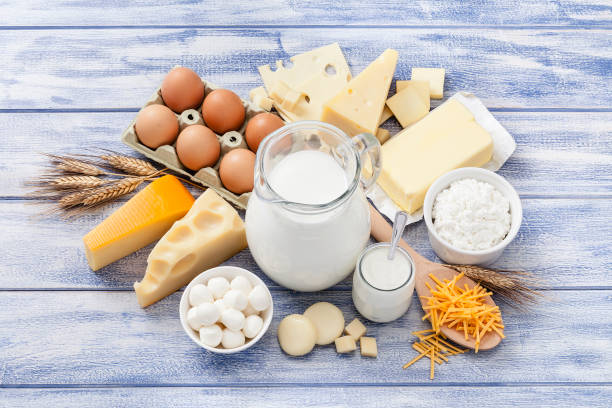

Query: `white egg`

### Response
(230, 275, 252, 296)
(189, 284, 213, 307)
(220, 308, 246, 331)
(186, 307, 202, 331)
(207, 276, 230, 299)
(195, 302, 220, 326)
(242, 314, 264, 338)
(248, 285, 270, 311)
(199, 324, 223, 347)
(214, 298, 227, 313)
(223, 289, 248, 311)
(242, 303, 259, 317)
(221, 328, 245, 349)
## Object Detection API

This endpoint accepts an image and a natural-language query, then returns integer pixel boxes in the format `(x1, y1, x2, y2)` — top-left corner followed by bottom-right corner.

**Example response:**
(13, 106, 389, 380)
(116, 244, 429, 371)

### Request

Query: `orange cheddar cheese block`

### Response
(134, 189, 247, 308)
(83, 175, 194, 271)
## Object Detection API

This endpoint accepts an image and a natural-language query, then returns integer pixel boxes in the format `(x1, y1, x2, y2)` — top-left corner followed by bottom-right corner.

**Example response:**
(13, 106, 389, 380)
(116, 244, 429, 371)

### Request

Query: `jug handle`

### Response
(351, 132, 382, 192)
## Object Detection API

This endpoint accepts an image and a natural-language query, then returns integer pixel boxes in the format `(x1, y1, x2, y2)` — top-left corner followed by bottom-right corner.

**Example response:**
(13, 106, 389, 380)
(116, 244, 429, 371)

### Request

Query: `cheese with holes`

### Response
(249, 86, 273, 111)
(258, 43, 352, 122)
(386, 82, 430, 128)
(134, 189, 247, 307)
(321, 49, 398, 136)
(411, 68, 445, 99)
(82, 175, 194, 271)
(378, 99, 493, 213)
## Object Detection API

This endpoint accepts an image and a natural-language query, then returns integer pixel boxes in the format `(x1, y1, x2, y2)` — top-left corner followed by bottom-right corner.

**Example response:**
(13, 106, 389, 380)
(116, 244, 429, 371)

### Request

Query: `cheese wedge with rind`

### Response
(82, 175, 194, 271)
(321, 49, 398, 136)
(134, 189, 247, 308)
(378, 99, 493, 213)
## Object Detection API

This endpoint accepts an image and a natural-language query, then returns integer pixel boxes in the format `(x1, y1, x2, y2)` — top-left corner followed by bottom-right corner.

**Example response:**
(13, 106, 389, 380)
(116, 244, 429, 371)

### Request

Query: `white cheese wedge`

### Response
(321, 49, 398, 136)
(134, 189, 247, 308)
(377, 99, 493, 213)
(258, 43, 352, 121)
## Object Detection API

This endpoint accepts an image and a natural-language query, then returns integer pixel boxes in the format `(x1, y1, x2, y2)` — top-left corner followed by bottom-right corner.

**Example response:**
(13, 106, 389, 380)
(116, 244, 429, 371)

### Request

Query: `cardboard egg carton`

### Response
(122, 77, 273, 210)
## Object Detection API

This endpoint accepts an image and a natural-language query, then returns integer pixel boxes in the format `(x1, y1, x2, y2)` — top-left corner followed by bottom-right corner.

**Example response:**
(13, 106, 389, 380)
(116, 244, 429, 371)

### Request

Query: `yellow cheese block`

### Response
(411, 68, 445, 99)
(134, 189, 247, 308)
(396, 80, 430, 102)
(83, 175, 194, 271)
(321, 49, 398, 136)
(378, 99, 493, 213)
(386, 83, 430, 128)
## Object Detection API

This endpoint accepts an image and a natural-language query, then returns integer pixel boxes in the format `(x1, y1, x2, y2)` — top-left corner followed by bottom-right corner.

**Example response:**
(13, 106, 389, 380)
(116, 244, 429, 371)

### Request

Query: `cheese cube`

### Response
(269, 80, 303, 111)
(249, 86, 273, 111)
(345, 318, 367, 341)
(375, 128, 390, 144)
(379, 106, 393, 125)
(335, 335, 357, 353)
(386, 84, 429, 128)
(134, 189, 247, 307)
(411, 68, 445, 99)
(377, 99, 493, 213)
(396, 80, 430, 103)
(83, 175, 194, 271)
(360, 337, 378, 357)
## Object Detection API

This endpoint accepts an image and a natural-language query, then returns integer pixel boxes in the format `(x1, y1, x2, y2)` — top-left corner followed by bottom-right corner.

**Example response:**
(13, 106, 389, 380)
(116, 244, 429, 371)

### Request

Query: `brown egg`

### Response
(176, 125, 220, 171)
(245, 113, 285, 152)
(135, 104, 179, 149)
(201, 89, 246, 134)
(161, 67, 205, 113)
(219, 148, 256, 194)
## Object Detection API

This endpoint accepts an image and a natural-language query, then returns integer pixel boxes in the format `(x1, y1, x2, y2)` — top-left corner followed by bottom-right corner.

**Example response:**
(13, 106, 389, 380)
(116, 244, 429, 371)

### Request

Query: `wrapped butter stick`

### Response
(368, 92, 516, 224)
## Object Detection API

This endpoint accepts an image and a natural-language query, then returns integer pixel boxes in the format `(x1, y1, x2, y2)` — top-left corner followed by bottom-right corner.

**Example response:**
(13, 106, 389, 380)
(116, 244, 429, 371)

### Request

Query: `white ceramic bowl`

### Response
(423, 167, 522, 266)
(179, 266, 273, 354)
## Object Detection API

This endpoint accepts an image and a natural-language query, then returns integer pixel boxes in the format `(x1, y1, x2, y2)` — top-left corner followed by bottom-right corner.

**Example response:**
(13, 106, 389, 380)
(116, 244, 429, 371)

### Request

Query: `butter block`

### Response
(345, 318, 367, 341)
(375, 128, 390, 144)
(411, 68, 445, 99)
(335, 335, 357, 353)
(134, 189, 247, 307)
(83, 175, 194, 271)
(378, 99, 493, 213)
(386, 83, 430, 128)
(360, 337, 378, 357)
(322, 49, 398, 136)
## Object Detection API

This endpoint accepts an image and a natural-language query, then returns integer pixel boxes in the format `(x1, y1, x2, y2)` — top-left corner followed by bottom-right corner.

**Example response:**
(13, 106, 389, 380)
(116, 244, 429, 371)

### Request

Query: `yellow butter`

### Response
(82, 175, 194, 271)
(134, 189, 247, 307)
(378, 99, 493, 213)
(321, 49, 398, 136)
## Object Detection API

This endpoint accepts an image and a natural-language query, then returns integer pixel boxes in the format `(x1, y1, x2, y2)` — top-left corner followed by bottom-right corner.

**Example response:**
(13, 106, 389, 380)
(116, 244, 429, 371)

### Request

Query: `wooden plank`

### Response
(2, 386, 612, 407)
(0, 197, 610, 289)
(0, 28, 610, 109)
(0, 289, 610, 385)
(1, 111, 611, 197)
(1, 1, 610, 27)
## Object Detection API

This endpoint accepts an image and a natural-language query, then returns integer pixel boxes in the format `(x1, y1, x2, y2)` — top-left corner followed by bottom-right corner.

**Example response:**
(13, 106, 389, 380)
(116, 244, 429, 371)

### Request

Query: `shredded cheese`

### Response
(402, 329, 467, 379)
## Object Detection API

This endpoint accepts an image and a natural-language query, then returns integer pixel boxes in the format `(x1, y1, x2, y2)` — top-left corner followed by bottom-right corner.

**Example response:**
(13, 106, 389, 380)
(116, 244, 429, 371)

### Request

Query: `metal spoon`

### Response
(388, 211, 409, 260)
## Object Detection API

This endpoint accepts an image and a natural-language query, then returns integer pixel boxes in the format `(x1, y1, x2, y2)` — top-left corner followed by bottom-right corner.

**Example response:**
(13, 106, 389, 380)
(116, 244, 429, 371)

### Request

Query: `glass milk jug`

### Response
(245, 121, 382, 291)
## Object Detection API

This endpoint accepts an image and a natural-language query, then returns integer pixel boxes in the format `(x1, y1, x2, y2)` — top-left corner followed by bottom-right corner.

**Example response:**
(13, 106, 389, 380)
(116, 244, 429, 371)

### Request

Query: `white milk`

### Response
(352, 244, 415, 323)
(245, 150, 370, 292)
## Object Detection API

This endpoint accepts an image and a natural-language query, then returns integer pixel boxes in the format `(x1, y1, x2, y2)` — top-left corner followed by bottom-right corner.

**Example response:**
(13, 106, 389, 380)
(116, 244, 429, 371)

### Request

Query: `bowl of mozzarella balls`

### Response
(180, 266, 273, 353)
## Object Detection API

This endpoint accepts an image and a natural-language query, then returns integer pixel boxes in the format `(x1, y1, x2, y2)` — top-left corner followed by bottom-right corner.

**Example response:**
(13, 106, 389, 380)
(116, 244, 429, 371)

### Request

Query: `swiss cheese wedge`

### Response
(134, 189, 247, 307)
(321, 48, 398, 136)
(82, 175, 194, 271)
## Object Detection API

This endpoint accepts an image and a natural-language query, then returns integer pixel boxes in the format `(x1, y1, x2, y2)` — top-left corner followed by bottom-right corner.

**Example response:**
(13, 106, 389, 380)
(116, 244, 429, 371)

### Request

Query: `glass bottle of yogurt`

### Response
(352, 243, 415, 323)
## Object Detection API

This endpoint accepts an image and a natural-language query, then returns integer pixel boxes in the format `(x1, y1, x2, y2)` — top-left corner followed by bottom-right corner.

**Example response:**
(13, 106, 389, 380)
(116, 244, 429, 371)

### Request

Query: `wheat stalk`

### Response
(48, 176, 106, 189)
(81, 177, 145, 206)
(100, 155, 158, 176)
(45, 154, 105, 176)
(443, 264, 541, 307)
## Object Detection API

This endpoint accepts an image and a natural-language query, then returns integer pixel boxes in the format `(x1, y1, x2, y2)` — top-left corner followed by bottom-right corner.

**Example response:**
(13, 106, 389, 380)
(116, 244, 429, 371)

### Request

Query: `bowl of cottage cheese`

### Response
(423, 167, 522, 265)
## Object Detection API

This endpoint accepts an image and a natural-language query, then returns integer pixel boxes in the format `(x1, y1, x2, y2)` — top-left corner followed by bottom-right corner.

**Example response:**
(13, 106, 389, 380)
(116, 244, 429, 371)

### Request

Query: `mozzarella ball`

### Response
(214, 298, 227, 313)
(243, 314, 264, 338)
(222, 328, 246, 349)
(189, 284, 213, 307)
(207, 277, 230, 299)
(242, 303, 259, 317)
(195, 302, 220, 327)
(248, 285, 270, 311)
(223, 289, 248, 311)
(220, 308, 246, 331)
(199, 324, 223, 347)
(230, 276, 252, 296)
(186, 307, 202, 331)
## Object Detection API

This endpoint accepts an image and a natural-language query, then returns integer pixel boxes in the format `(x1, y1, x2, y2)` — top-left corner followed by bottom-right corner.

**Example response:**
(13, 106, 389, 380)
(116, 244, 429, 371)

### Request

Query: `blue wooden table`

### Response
(1, 1, 611, 406)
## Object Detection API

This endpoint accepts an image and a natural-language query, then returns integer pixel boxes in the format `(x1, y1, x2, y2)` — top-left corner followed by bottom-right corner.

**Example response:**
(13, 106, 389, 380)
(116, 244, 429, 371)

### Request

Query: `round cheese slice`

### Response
(303, 302, 345, 345)
(277, 314, 317, 357)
